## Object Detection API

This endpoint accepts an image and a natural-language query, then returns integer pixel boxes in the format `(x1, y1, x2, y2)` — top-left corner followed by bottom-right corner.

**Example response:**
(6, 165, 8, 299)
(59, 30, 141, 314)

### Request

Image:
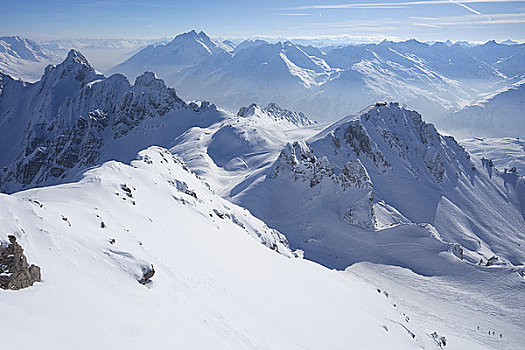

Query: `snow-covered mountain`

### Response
(442, 78, 525, 137)
(109, 31, 525, 128)
(0, 36, 60, 81)
(0, 49, 226, 193)
(183, 102, 525, 269)
(1, 145, 445, 349)
(108, 30, 233, 83)
(170, 102, 323, 198)
(1, 41, 524, 348)
(172, 102, 525, 348)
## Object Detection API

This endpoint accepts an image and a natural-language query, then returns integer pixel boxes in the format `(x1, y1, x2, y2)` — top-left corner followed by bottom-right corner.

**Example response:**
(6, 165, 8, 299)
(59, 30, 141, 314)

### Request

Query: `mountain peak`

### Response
(41, 48, 97, 85)
(134, 71, 169, 91)
(169, 30, 199, 44)
(198, 30, 211, 40)
(64, 49, 91, 67)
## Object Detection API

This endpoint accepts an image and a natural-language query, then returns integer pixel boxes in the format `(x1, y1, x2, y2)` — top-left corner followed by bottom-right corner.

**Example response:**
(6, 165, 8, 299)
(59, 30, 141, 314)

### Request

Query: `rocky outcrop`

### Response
(237, 102, 316, 126)
(270, 140, 376, 230)
(0, 235, 41, 290)
(343, 122, 390, 172)
(271, 140, 373, 191)
(138, 264, 155, 285)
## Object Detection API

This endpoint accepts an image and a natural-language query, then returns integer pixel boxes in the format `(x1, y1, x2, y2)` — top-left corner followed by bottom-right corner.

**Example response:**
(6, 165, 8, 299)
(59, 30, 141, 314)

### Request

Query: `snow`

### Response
(173, 102, 525, 349)
(0, 146, 437, 349)
(0, 36, 60, 82)
(1, 41, 524, 349)
(109, 32, 525, 126)
(443, 78, 525, 137)
(460, 137, 525, 175)
(171, 102, 324, 197)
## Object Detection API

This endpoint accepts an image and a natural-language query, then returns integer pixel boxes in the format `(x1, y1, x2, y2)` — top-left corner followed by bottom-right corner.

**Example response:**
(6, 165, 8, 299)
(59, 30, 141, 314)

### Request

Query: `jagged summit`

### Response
(134, 71, 165, 89)
(41, 48, 99, 86)
(311, 102, 468, 187)
(63, 49, 91, 67)
(0, 50, 226, 192)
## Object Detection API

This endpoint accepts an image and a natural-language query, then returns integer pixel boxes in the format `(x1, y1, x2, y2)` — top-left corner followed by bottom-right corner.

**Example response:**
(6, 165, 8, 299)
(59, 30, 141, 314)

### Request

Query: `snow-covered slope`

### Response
(0, 146, 439, 349)
(461, 137, 525, 175)
(171, 102, 323, 197)
(234, 103, 525, 267)
(443, 78, 525, 137)
(110, 32, 525, 125)
(172, 102, 525, 349)
(0, 49, 226, 193)
(0, 36, 60, 82)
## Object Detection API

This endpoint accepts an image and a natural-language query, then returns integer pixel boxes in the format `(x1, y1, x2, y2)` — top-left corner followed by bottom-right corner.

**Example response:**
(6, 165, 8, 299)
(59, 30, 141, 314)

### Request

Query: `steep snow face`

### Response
(0, 36, 60, 81)
(0, 50, 226, 193)
(0, 146, 439, 350)
(110, 33, 525, 125)
(107, 30, 232, 81)
(443, 78, 525, 137)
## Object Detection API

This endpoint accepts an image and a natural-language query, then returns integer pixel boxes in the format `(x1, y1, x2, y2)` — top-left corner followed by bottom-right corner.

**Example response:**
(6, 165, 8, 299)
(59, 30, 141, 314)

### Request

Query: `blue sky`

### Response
(1, 0, 524, 42)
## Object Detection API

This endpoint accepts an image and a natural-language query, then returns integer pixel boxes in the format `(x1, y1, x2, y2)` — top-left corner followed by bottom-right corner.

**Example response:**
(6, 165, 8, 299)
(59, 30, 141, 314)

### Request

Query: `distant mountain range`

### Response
(1, 32, 523, 138)
(108, 31, 525, 131)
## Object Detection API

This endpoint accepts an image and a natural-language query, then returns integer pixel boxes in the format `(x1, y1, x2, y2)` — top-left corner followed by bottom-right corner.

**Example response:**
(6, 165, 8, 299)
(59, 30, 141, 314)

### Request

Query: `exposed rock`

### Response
(430, 331, 447, 347)
(486, 255, 499, 266)
(138, 264, 155, 285)
(0, 235, 41, 290)
(271, 140, 376, 230)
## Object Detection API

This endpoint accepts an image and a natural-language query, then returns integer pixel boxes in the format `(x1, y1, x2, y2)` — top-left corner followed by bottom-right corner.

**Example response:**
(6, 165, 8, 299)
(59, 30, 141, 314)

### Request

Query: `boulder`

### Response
(0, 235, 41, 290)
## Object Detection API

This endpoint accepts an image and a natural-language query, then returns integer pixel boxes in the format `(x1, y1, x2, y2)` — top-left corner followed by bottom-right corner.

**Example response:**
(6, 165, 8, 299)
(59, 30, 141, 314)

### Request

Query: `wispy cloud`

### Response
(278, 13, 310, 16)
(412, 11, 525, 25)
(291, 0, 525, 10)
(449, 0, 483, 15)
(413, 22, 445, 28)
(300, 11, 525, 31)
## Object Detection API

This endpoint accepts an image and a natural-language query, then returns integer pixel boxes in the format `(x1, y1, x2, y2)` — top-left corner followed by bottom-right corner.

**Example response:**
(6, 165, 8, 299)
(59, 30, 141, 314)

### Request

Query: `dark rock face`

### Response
(138, 264, 155, 285)
(6, 111, 109, 187)
(0, 235, 41, 290)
